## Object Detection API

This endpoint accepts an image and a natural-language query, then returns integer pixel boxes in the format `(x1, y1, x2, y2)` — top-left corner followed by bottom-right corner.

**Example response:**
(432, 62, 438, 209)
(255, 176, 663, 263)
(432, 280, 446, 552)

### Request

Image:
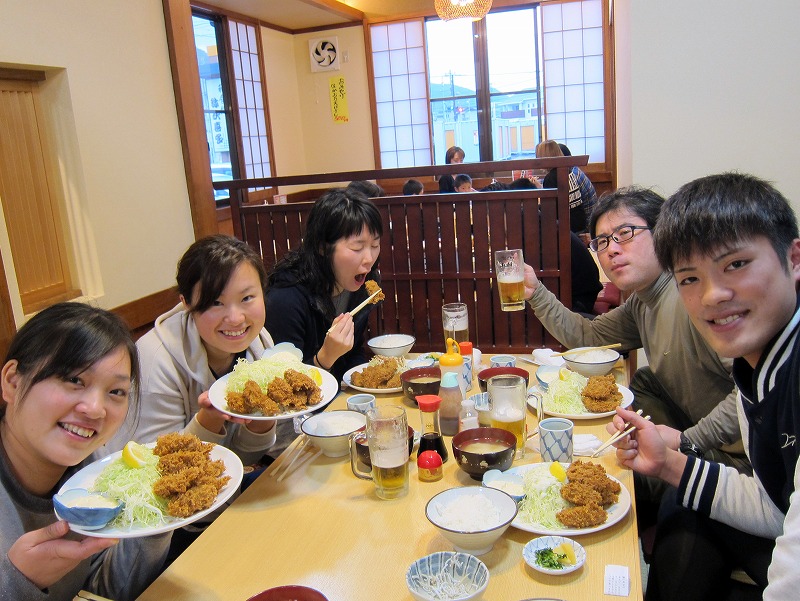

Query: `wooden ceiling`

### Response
(197, 0, 436, 32)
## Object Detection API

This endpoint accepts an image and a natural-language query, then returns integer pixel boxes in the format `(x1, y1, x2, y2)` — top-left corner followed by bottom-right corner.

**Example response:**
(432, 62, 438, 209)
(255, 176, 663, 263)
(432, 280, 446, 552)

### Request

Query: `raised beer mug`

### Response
(494, 249, 525, 311)
(349, 405, 409, 499)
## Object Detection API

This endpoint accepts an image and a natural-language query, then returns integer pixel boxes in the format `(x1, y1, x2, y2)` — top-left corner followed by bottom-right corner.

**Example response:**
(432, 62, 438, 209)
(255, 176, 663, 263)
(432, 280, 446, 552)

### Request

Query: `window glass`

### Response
(193, 14, 233, 203)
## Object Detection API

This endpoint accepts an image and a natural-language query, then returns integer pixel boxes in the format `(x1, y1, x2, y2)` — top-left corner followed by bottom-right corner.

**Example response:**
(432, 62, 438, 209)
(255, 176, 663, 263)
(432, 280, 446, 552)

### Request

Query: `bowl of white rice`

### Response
(367, 334, 415, 357)
(425, 486, 518, 556)
(301, 410, 366, 457)
(562, 347, 619, 377)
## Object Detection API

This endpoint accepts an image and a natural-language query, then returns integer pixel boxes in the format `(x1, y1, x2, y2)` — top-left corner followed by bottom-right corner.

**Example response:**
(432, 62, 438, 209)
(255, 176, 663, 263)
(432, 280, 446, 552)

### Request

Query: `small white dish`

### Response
(482, 469, 525, 503)
(532, 348, 565, 367)
(405, 357, 435, 369)
(523, 535, 586, 575)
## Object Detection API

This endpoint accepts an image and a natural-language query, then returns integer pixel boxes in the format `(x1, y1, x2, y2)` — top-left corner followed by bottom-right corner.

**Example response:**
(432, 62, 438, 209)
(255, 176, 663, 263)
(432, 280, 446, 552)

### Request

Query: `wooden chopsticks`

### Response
(326, 287, 383, 335)
(552, 343, 622, 358)
(591, 409, 650, 457)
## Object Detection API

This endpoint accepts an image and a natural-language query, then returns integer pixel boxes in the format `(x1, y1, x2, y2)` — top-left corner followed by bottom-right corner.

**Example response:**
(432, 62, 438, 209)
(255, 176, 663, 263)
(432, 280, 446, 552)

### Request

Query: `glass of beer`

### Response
(494, 249, 525, 311)
(487, 374, 528, 460)
(442, 302, 469, 345)
(351, 405, 409, 499)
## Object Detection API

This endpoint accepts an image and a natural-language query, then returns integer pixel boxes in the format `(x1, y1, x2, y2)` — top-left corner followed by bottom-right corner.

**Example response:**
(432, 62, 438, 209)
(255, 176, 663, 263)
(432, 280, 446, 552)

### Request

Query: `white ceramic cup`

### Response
(490, 354, 516, 368)
(539, 417, 574, 463)
(346, 393, 377, 414)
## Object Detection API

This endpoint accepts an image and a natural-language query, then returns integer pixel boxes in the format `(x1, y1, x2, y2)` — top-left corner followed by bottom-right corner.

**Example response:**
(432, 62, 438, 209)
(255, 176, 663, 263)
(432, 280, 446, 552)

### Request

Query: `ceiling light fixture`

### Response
(434, 0, 493, 21)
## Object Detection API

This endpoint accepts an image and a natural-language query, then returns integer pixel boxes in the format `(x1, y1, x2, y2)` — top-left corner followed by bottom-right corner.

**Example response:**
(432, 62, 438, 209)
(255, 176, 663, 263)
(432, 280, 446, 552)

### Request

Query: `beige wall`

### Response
(261, 24, 376, 196)
(621, 0, 800, 210)
(290, 26, 375, 173)
(0, 0, 194, 323)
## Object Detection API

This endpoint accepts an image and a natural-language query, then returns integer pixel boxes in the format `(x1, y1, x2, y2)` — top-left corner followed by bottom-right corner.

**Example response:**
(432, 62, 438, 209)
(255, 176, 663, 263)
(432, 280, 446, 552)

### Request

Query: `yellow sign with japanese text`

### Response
(329, 76, 349, 123)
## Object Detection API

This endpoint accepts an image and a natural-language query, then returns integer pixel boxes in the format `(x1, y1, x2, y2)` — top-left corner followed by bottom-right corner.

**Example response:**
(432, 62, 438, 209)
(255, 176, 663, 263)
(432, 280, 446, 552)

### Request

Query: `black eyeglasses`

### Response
(589, 225, 651, 252)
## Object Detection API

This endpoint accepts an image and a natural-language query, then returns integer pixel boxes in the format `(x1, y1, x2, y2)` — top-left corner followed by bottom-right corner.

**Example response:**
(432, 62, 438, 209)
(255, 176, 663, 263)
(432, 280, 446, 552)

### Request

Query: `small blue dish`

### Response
(53, 488, 123, 530)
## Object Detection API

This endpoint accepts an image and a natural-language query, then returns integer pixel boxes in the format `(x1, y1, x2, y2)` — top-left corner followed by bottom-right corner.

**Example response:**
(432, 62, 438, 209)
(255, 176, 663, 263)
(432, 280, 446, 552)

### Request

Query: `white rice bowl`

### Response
(300, 410, 366, 457)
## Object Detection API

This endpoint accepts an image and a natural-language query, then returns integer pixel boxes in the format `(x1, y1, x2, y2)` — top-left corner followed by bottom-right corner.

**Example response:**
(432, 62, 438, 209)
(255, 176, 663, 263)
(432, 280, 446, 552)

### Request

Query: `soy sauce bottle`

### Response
(416, 394, 449, 463)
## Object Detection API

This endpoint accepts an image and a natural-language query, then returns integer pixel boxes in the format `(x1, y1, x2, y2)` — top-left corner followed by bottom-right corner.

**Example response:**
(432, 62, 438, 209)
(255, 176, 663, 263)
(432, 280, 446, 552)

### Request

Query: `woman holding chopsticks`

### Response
(265, 187, 382, 382)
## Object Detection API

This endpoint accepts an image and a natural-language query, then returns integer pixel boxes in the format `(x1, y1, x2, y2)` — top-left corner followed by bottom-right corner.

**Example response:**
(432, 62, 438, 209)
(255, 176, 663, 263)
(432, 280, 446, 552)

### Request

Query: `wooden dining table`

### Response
(138, 357, 642, 601)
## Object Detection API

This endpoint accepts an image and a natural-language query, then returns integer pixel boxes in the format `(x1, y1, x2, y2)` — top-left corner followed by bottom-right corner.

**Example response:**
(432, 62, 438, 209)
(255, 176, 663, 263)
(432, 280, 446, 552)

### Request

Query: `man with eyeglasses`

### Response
(524, 186, 749, 526)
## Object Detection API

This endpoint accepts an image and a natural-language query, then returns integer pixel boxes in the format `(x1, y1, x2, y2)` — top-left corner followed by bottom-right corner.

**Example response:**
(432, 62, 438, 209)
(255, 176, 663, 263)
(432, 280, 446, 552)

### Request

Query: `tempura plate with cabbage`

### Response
(208, 352, 339, 420)
(507, 462, 631, 536)
(527, 368, 634, 419)
(55, 442, 242, 538)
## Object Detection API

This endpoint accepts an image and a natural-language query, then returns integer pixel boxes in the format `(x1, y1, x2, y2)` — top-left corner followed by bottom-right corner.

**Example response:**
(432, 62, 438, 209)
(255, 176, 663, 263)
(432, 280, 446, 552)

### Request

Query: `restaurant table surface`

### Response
(138, 357, 642, 601)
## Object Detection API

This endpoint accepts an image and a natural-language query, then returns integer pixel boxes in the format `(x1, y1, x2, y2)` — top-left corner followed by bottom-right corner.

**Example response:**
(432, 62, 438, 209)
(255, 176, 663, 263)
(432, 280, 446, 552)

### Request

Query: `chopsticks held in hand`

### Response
(591, 409, 651, 457)
(327, 286, 383, 335)
(552, 343, 622, 357)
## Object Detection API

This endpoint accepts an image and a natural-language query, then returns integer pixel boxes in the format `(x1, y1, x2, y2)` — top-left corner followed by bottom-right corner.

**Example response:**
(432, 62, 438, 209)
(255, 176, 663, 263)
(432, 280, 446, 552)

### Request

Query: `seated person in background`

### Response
(438, 145, 466, 193)
(559, 144, 598, 231)
(265, 187, 382, 383)
(403, 179, 424, 195)
(1, 303, 169, 600)
(523, 186, 748, 525)
(611, 172, 800, 600)
(346, 180, 385, 198)
(454, 174, 474, 192)
(569, 231, 604, 315)
(438, 176, 456, 193)
(445, 146, 465, 164)
(536, 139, 597, 244)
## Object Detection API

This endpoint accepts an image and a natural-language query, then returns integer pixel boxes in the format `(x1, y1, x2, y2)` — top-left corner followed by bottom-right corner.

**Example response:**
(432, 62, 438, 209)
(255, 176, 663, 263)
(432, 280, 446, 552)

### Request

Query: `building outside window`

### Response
(192, 10, 274, 205)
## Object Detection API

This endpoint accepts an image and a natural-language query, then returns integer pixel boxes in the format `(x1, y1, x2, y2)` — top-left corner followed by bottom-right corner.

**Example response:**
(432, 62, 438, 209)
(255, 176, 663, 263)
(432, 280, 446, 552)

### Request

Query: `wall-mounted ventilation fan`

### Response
(309, 37, 340, 72)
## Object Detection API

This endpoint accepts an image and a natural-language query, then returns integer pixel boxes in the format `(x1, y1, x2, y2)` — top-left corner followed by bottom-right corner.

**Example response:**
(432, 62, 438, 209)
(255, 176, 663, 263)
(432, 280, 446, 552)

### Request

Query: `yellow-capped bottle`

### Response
(439, 338, 465, 436)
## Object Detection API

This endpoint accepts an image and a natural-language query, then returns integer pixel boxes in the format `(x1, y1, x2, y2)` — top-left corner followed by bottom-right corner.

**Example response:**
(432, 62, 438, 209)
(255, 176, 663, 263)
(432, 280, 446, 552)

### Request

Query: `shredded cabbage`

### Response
(517, 464, 568, 530)
(226, 355, 314, 394)
(93, 448, 168, 529)
(542, 371, 589, 415)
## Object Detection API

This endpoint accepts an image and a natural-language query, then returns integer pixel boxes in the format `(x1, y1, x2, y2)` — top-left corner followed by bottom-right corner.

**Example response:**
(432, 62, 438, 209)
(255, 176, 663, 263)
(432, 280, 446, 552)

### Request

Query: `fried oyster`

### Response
(555, 459, 621, 529)
(152, 433, 230, 518)
(580, 374, 623, 413)
(225, 368, 322, 416)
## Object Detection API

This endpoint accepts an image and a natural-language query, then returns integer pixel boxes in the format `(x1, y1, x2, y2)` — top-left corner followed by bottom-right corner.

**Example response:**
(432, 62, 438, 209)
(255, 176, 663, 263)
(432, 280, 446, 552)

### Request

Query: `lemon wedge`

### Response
(559, 367, 571, 380)
(549, 461, 567, 482)
(121, 441, 150, 469)
(554, 542, 577, 565)
(309, 368, 323, 385)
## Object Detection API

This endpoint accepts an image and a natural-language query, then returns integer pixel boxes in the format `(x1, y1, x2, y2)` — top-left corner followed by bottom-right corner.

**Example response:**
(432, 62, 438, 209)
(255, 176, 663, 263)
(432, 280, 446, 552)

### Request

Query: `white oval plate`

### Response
(527, 383, 633, 420)
(209, 368, 338, 420)
(507, 463, 631, 536)
(55, 443, 243, 538)
(343, 363, 402, 394)
(523, 535, 586, 575)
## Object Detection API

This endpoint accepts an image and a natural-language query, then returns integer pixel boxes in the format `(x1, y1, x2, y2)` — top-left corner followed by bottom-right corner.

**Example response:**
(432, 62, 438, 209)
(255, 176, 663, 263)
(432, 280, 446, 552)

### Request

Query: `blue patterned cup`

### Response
(490, 354, 516, 368)
(539, 418, 573, 463)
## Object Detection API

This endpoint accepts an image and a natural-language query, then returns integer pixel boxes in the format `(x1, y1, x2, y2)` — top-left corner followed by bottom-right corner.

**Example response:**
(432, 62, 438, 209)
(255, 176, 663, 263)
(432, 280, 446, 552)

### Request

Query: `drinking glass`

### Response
(494, 249, 525, 311)
(487, 374, 528, 460)
(442, 302, 469, 345)
(351, 405, 409, 499)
